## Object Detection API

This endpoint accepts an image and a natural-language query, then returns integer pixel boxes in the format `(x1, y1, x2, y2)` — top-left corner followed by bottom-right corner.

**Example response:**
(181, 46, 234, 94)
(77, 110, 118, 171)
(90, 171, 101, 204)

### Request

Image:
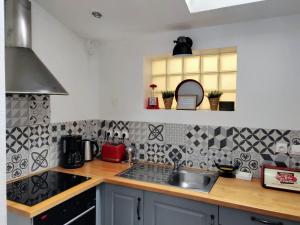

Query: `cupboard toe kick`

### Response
(101, 184, 299, 225)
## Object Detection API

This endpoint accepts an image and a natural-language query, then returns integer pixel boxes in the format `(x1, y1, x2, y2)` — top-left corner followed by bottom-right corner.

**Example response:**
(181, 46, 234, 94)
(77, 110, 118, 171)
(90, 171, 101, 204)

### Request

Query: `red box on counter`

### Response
(101, 143, 125, 163)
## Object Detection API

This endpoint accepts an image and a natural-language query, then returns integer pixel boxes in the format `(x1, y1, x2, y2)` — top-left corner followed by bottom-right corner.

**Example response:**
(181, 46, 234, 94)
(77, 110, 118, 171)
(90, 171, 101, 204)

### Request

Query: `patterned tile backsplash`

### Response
(5, 95, 300, 181)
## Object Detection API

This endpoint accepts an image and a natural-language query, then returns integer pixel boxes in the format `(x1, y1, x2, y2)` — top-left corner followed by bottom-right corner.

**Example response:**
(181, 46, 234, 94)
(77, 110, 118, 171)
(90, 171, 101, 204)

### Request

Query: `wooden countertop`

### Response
(7, 160, 300, 222)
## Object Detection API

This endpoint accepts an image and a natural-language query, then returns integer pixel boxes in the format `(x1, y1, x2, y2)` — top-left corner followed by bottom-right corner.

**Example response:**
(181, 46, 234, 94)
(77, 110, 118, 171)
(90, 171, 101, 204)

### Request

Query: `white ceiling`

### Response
(35, 0, 300, 41)
(185, 0, 265, 13)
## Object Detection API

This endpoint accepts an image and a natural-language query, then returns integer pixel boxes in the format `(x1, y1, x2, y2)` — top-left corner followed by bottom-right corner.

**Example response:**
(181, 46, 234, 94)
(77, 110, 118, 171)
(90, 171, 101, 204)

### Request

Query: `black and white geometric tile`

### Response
(83, 120, 99, 140)
(260, 129, 290, 154)
(49, 123, 67, 167)
(259, 129, 290, 167)
(185, 125, 208, 149)
(290, 156, 300, 169)
(289, 130, 300, 147)
(147, 123, 165, 144)
(6, 126, 29, 154)
(207, 148, 232, 171)
(186, 147, 208, 169)
(96, 136, 106, 153)
(6, 110, 300, 181)
(233, 127, 261, 153)
(272, 153, 290, 167)
(165, 123, 187, 145)
(260, 152, 289, 167)
(29, 146, 49, 173)
(29, 125, 50, 149)
(130, 142, 147, 161)
(289, 131, 300, 168)
(108, 120, 129, 133)
(128, 121, 148, 143)
(98, 120, 109, 137)
(6, 149, 29, 180)
(50, 123, 67, 144)
(208, 126, 233, 150)
(165, 144, 186, 166)
(66, 121, 86, 136)
(28, 95, 50, 126)
(49, 144, 61, 168)
(146, 143, 165, 164)
(6, 95, 29, 128)
(232, 150, 260, 178)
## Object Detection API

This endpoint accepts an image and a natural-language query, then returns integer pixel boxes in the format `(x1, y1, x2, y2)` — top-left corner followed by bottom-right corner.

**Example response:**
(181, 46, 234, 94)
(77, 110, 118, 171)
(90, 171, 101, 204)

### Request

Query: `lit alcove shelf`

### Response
(142, 108, 239, 127)
(144, 47, 237, 112)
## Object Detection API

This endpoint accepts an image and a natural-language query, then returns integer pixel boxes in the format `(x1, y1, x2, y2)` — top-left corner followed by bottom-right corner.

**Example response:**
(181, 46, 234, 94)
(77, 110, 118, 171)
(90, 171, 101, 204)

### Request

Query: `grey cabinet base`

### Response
(103, 184, 143, 225)
(219, 207, 299, 225)
(144, 191, 218, 225)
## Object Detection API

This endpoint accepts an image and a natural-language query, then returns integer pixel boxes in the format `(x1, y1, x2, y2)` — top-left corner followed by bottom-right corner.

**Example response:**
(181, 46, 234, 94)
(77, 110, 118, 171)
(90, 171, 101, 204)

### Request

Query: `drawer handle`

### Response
(210, 215, 215, 225)
(137, 197, 141, 221)
(251, 216, 283, 225)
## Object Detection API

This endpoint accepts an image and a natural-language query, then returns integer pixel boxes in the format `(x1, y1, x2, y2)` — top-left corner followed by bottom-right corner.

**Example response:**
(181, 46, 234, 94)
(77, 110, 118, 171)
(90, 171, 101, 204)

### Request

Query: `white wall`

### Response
(0, 0, 7, 224)
(96, 14, 300, 130)
(31, 1, 100, 122)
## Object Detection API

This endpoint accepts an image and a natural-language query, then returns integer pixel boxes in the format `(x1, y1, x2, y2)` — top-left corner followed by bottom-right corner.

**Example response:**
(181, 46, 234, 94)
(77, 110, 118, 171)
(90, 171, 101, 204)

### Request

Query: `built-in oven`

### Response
(33, 187, 96, 225)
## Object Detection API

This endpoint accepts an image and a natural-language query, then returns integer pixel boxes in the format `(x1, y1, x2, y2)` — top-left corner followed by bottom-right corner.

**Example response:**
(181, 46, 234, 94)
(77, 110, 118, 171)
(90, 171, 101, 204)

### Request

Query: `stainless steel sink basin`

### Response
(168, 169, 219, 193)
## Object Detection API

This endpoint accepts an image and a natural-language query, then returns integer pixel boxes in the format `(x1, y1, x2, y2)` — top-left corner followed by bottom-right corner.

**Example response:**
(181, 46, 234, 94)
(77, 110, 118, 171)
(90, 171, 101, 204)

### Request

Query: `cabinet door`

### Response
(144, 191, 218, 225)
(219, 207, 299, 225)
(103, 184, 143, 225)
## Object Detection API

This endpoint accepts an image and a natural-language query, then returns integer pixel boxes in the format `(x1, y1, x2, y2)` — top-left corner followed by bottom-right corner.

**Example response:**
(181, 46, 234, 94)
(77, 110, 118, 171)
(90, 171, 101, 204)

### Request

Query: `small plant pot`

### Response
(163, 97, 174, 109)
(208, 97, 220, 111)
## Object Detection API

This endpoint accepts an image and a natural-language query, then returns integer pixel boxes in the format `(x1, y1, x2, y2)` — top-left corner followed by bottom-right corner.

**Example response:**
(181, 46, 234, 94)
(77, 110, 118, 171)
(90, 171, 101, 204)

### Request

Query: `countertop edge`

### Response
(6, 162, 300, 222)
(103, 177, 300, 222)
(7, 176, 102, 218)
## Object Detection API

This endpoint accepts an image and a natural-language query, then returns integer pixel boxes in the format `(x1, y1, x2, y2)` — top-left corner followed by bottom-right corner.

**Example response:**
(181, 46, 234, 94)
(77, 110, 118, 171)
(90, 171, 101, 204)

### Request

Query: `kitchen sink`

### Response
(168, 169, 219, 193)
(118, 163, 219, 193)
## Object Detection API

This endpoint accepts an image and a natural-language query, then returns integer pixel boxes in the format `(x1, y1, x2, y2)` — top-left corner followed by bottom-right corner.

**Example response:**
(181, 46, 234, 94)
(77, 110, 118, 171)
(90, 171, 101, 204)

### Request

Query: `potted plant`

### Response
(162, 91, 175, 109)
(207, 91, 223, 111)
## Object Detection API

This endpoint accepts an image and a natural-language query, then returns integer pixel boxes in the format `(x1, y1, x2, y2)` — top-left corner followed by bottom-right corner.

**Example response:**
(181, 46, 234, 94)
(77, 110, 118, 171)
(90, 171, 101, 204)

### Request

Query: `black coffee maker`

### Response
(61, 135, 85, 169)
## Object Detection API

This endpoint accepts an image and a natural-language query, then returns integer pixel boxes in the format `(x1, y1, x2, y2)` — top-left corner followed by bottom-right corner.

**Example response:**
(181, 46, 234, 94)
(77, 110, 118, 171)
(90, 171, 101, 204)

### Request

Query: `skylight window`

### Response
(185, 0, 265, 13)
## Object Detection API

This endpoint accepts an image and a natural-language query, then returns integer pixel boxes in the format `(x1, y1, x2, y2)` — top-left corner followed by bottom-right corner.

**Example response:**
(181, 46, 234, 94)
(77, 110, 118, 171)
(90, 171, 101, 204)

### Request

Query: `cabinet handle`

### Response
(210, 215, 215, 225)
(251, 216, 283, 225)
(137, 197, 141, 221)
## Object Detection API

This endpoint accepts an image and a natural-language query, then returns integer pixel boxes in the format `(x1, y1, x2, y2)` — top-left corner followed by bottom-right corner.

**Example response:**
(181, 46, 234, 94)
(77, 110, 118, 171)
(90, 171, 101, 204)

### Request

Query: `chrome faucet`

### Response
(126, 146, 137, 165)
(173, 158, 184, 172)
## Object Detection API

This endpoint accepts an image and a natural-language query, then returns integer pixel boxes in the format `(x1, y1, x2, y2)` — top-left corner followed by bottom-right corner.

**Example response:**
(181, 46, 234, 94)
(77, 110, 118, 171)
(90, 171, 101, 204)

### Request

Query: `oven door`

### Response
(63, 205, 96, 225)
(34, 188, 96, 225)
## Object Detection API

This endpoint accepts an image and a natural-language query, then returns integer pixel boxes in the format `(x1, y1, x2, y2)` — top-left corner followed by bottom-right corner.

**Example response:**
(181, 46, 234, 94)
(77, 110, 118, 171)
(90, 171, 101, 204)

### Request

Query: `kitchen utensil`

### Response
(101, 143, 125, 163)
(214, 161, 240, 178)
(61, 135, 85, 169)
(175, 79, 204, 107)
(82, 139, 99, 162)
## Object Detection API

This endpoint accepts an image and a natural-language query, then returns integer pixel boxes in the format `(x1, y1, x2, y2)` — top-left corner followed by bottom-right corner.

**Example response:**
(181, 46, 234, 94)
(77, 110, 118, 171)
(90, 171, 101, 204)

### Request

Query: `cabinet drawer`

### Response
(144, 192, 218, 225)
(103, 184, 143, 225)
(219, 207, 299, 225)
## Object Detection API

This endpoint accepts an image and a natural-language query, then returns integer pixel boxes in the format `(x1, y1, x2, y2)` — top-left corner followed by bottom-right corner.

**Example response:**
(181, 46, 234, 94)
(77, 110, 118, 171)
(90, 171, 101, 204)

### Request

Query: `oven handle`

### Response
(63, 205, 96, 225)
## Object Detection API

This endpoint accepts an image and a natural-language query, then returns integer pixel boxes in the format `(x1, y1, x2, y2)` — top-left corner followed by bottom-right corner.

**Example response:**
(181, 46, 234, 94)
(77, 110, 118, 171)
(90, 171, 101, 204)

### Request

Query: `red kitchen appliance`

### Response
(101, 143, 125, 163)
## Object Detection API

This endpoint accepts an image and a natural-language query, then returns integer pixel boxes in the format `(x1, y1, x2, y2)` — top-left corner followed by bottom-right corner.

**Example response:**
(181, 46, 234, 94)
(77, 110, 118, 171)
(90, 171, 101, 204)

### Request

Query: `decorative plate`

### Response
(175, 79, 204, 107)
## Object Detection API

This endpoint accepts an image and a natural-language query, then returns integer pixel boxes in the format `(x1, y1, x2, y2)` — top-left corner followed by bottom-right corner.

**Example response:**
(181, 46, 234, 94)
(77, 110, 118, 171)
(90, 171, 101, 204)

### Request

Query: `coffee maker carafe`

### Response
(61, 135, 84, 169)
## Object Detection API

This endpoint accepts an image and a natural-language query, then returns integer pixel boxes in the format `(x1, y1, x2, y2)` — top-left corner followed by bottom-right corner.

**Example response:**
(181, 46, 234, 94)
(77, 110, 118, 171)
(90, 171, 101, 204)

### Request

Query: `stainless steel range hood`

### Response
(5, 0, 68, 95)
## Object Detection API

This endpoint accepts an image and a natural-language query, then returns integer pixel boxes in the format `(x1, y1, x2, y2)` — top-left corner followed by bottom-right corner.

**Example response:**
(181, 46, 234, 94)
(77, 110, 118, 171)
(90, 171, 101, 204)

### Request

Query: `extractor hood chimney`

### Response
(5, 0, 68, 95)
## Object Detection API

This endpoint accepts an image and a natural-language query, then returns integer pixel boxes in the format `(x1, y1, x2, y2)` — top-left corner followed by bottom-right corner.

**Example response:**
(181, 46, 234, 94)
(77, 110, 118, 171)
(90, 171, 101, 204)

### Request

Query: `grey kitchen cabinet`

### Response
(219, 207, 300, 225)
(103, 184, 144, 225)
(144, 191, 218, 225)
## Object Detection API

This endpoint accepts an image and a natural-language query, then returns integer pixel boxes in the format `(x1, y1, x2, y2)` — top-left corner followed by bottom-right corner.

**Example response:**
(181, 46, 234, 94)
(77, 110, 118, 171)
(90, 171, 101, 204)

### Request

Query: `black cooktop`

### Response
(7, 171, 91, 206)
